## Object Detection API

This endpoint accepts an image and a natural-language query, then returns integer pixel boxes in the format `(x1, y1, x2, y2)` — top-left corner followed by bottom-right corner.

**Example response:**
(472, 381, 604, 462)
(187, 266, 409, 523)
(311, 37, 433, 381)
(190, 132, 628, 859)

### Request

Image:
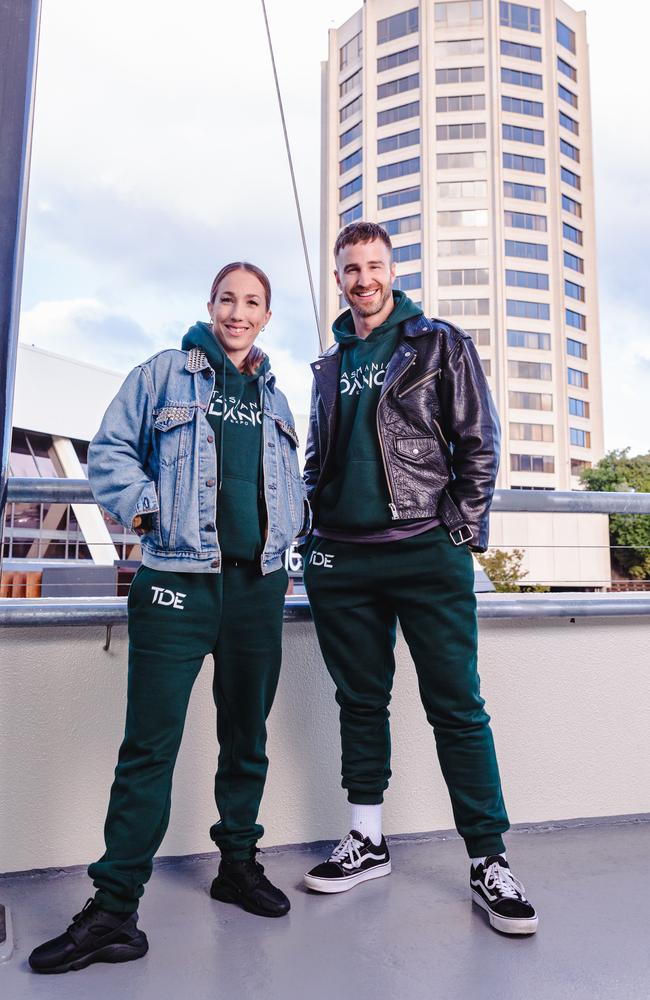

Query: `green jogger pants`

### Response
(89, 561, 288, 913)
(303, 527, 509, 858)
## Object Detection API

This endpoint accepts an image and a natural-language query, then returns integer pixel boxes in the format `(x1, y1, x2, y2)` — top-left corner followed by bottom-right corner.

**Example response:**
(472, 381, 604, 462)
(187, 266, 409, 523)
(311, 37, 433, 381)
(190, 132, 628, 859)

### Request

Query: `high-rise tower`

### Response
(321, 0, 603, 492)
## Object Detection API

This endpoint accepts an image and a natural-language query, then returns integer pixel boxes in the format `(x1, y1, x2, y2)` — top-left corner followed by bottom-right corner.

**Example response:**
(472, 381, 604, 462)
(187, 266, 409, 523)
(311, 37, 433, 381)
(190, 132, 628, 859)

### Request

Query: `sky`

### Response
(18, 0, 650, 454)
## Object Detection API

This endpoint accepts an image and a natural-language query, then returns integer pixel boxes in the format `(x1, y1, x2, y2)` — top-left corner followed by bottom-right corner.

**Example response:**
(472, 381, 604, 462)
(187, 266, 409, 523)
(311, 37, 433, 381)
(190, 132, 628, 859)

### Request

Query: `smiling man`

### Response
(301, 221, 538, 936)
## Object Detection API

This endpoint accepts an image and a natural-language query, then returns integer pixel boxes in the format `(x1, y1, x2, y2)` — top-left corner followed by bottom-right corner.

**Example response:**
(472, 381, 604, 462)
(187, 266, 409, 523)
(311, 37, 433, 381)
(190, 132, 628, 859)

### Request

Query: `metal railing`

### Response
(2, 477, 650, 626)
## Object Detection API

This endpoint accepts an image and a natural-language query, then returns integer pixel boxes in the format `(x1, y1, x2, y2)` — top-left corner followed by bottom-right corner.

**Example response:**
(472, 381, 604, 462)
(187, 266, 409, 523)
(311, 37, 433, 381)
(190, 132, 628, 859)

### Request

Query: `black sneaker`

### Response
(210, 855, 290, 917)
(28, 899, 148, 974)
(470, 855, 538, 935)
(304, 830, 391, 893)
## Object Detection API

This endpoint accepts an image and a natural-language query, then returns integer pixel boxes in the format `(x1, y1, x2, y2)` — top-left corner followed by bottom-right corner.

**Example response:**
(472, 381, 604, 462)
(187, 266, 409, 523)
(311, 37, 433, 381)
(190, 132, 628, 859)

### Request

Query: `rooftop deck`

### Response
(2, 815, 649, 1000)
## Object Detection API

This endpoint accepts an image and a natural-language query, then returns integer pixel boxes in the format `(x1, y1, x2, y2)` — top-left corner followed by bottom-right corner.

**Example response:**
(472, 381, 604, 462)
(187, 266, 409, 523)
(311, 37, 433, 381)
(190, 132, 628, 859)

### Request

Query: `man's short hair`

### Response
(334, 221, 392, 260)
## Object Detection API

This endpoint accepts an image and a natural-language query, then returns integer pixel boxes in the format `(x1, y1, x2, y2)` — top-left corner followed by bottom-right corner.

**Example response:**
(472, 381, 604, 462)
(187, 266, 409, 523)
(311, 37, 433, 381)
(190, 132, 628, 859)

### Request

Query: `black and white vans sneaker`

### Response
(304, 830, 391, 893)
(470, 855, 538, 935)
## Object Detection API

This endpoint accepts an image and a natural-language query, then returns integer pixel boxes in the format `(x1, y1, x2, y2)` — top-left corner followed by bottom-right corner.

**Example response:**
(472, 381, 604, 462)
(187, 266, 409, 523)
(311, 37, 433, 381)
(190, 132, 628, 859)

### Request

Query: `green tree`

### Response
(476, 548, 548, 593)
(580, 449, 650, 580)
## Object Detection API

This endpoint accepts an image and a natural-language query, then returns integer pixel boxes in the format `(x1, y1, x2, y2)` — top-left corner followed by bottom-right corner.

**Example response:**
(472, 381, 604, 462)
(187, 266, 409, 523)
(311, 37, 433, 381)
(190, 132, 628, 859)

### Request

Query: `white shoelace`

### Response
(329, 832, 364, 867)
(484, 862, 527, 901)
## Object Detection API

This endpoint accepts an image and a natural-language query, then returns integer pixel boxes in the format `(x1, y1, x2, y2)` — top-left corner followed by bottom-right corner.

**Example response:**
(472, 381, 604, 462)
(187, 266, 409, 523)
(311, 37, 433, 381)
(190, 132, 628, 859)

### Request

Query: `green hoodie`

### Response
(182, 322, 270, 561)
(317, 291, 424, 532)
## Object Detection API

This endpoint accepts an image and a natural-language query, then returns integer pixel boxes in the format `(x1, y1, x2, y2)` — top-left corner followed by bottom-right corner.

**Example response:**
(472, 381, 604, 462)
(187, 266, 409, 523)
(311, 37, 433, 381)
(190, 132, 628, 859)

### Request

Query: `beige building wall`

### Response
(321, 0, 607, 587)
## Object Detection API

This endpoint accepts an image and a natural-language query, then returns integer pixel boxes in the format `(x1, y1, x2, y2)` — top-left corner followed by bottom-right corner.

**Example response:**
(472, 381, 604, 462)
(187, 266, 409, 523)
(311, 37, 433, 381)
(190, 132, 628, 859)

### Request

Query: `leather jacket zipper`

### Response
(433, 418, 450, 450)
(397, 369, 441, 398)
(377, 356, 416, 519)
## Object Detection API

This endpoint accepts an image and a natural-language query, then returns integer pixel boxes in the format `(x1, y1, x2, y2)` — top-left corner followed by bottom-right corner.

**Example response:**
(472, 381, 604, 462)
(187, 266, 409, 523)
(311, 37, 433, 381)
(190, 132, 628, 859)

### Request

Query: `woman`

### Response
(29, 263, 308, 975)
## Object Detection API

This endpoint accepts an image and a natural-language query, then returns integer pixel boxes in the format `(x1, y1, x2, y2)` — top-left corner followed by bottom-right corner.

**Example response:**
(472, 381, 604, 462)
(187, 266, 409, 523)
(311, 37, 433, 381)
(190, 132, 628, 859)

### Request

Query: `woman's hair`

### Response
(209, 262, 271, 375)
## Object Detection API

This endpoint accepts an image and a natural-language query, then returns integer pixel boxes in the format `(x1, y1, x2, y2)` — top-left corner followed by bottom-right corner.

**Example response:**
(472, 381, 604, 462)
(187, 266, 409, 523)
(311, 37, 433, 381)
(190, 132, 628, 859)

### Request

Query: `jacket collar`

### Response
(313, 314, 436, 361)
(184, 346, 275, 388)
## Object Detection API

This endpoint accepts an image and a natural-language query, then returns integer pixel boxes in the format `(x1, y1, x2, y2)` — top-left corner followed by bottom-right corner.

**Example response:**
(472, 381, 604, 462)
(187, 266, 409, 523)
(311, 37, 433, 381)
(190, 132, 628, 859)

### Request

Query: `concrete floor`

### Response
(1, 818, 649, 1000)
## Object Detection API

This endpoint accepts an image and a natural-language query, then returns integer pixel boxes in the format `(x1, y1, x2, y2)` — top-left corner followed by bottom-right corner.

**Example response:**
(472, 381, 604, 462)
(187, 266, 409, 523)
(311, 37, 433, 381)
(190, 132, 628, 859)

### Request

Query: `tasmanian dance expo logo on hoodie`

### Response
(208, 393, 262, 427)
(340, 362, 387, 397)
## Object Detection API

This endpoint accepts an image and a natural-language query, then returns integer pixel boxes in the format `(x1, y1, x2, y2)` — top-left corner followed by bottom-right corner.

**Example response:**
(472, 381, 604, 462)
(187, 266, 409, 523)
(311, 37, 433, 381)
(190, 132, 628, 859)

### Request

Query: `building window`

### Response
(557, 55, 577, 81)
(501, 67, 542, 90)
(500, 2, 541, 33)
(435, 1, 483, 26)
(559, 111, 579, 136)
(340, 31, 362, 70)
(340, 203, 362, 227)
(567, 337, 587, 359)
(563, 222, 583, 245)
(510, 422, 554, 442)
(560, 138, 580, 162)
(377, 45, 419, 74)
(565, 280, 585, 302)
(464, 328, 491, 345)
(503, 123, 544, 145)
(438, 267, 490, 286)
(383, 214, 421, 235)
(500, 39, 541, 61)
(503, 151, 545, 173)
(505, 210, 547, 231)
(378, 156, 420, 182)
(435, 38, 484, 58)
(569, 397, 590, 418)
(438, 238, 489, 255)
(558, 83, 578, 108)
(340, 149, 363, 175)
(393, 243, 421, 263)
(507, 328, 551, 350)
(378, 128, 420, 154)
(438, 298, 490, 316)
(340, 121, 362, 149)
(378, 185, 420, 210)
(504, 180, 546, 202)
(502, 95, 543, 117)
(571, 458, 591, 475)
(507, 299, 550, 320)
(509, 360, 552, 379)
(506, 269, 549, 290)
(340, 95, 362, 123)
(480, 358, 492, 375)
(561, 193, 582, 217)
(436, 65, 485, 83)
(438, 180, 488, 198)
(437, 94, 486, 112)
(509, 391, 553, 410)
(564, 250, 584, 273)
(438, 150, 488, 169)
(436, 122, 487, 141)
(556, 18, 576, 54)
(566, 309, 586, 331)
(570, 427, 591, 448)
(568, 366, 589, 388)
(505, 239, 548, 260)
(378, 101, 419, 127)
(394, 271, 421, 291)
(340, 69, 362, 98)
(339, 175, 362, 200)
(510, 453, 555, 473)
(378, 73, 420, 101)
(561, 166, 581, 189)
(377, 7, 419, 44)
(438, 209, 489, 226)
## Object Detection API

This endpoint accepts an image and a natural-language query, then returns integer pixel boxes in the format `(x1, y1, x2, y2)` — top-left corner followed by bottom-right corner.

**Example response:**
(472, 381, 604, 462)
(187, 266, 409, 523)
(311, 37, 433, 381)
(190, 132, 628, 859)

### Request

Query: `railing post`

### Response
(0, 0, 43, 963)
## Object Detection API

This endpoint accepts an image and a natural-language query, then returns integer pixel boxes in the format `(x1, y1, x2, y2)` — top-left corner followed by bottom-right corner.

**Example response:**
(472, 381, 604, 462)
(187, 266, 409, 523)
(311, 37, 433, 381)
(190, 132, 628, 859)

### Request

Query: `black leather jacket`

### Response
(303, 315, 500, 553)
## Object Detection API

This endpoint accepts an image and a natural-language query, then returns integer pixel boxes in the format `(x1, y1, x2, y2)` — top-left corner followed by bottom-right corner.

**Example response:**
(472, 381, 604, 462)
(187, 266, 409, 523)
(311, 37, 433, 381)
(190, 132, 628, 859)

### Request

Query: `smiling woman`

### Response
(28, 263, 310, 973)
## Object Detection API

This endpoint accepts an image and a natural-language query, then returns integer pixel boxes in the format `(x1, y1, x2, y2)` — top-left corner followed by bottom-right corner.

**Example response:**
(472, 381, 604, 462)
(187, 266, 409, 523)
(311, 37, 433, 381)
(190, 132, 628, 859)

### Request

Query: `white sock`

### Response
(350, 804, 382, 846)
(471, 853, 507, 869)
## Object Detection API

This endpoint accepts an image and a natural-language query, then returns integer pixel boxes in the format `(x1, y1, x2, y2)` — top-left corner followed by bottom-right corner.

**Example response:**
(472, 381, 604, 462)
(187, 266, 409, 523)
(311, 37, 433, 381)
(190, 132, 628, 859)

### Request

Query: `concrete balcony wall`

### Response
(1, 615, 649, 874)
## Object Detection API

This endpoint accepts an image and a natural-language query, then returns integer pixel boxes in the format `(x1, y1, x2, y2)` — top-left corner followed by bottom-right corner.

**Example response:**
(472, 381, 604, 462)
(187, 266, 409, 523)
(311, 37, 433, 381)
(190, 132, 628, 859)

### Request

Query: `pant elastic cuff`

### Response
(464, 835, 507, 858)
(93, 889, 139, 915)
(347, 792, 385, 806)
(218, 847, 257, 862)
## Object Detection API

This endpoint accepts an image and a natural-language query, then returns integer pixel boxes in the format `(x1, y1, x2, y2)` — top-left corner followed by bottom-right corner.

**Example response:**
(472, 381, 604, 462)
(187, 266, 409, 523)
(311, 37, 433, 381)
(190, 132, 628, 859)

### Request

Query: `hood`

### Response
(181, 321, 270, 384)
(332, 290, 424, 345)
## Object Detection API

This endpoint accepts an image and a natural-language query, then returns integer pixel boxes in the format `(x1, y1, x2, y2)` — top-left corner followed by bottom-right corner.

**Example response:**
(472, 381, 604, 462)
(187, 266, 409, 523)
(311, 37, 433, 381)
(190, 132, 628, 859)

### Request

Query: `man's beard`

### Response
(346, 284, 393, 318)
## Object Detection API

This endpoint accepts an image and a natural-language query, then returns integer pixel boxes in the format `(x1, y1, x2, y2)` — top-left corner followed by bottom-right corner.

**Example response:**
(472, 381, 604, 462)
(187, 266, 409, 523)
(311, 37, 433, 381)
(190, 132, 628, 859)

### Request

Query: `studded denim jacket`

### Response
(88, 347, 308, 574)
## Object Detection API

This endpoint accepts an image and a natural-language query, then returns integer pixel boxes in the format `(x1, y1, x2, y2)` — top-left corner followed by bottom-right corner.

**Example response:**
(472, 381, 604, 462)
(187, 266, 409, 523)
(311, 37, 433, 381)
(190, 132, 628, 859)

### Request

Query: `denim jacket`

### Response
(88, 346, 308, 574)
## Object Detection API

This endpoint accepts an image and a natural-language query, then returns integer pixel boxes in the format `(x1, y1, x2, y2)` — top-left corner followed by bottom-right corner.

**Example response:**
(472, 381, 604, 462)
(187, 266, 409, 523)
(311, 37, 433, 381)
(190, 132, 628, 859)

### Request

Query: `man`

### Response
(301, 221, 537, 936)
